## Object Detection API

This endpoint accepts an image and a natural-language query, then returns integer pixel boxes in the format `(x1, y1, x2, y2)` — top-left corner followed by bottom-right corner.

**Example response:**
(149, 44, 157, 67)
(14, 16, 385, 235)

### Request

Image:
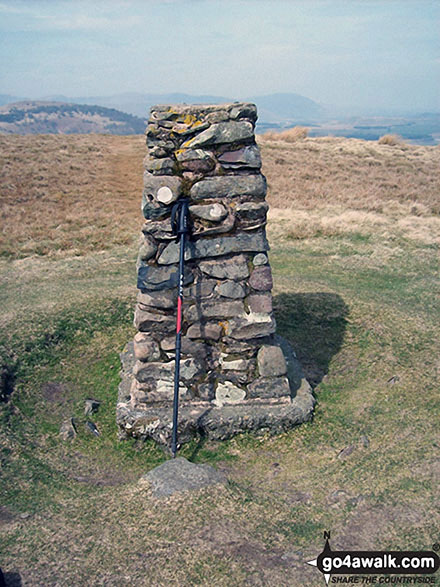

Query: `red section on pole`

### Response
(176, 296, 182, 333)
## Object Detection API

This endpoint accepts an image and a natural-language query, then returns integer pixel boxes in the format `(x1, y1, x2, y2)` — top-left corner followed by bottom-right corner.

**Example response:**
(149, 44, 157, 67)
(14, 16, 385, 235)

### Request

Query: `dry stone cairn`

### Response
(117, 102, 315, 450)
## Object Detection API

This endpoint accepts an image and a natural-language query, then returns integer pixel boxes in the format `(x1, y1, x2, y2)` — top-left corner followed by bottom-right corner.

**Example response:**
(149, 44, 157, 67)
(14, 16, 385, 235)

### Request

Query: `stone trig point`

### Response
(117, 102, 315, 450)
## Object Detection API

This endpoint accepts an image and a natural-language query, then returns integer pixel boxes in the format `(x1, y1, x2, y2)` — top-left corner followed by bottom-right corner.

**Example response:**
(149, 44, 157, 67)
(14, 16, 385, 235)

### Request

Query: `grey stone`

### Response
(149, 145, 170, 158)
(133, 333, 161, 362)
(191, 212, 235, 237)
(206, 110, 229, 123)
(137, 264, 194, 291)
(360, 435, 370, 448)
(144, 156, 176, 175)
(182, 121, 254, 148)
(141, 193, 168, 220)
(218, 145, 261, 169)
(198, 381, 215, 400)
(257, 345, 287, 377)
(215, 280, 246, 299)
(253, 253, 268, 266)
(274, 334, 312, 398)
(142, 220, 175, 241)
(189, 203, 228, 222)
(134, 358, 202, 384)
(235, 201, 269, 221)
(199, 255, 249, 280)
(337, 445, 356, 460)
(147, 381, 188, 403)
(249, 266, 273, 291)
(137, 289, 177, 310)
(247, 376, 290, 399)
(119, 342, 136, 375)
(158, 232, 269, 265)
(190, 174, 266, 200)
(228, 103, 257, 121)
(186, 322, 223, 340)
(59, 418, 76, 441)
(214, 381, 246, 407)
(134, 307, 176, 333)
(183, 279, 216, 299)
(176, 149, 215, 173)
(160, 337, 208, 360)
(143, 173, 182, 211)
(140, 457, 227, 497)
(220, 356, 249, 371)
(221, 338, 260, 354)
(226, 313, 276, 340)
(186, 300, 244, 322)
(171, 121, 209, 136)
(247, 294, 273, 314)
(85, 421, 100, 437)
(84, 398, 101, 416)
(137, 235, 157, 263)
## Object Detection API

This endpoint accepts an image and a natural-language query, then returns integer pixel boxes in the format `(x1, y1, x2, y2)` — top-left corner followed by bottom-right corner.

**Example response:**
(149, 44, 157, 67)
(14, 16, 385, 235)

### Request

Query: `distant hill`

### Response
(42, 92, 232, 119)
(248, 92, 325, 123)
(0, 101, 146, 135)
(0, 94, 26, 106)
(40, 92, 326, 123)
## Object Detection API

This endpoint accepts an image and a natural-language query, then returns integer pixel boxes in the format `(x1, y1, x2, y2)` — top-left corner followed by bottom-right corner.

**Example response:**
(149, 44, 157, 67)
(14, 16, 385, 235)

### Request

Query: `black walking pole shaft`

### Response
(171, 199, 190, 458)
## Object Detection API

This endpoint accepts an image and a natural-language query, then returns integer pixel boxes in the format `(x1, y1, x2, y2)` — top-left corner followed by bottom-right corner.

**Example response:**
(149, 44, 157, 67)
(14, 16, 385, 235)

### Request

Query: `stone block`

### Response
(249, 266, 273, 291)
(183, 279, 217, 299)
(186, 300, 244, 322)
(137, 264, 194, 291)
(189, 203, 228, 222)
(190, 174, 266, 200)
(199, 255, 249, 280)
(226, 313, 276, 340)
(133, 333, 161, 362)
(182, 120, 254, 148)
(257, 345, 287, 377)
(186, 322, 223, 340)
(218, 145, 261, 169)
(247, 294, 273, 314)
(247, 376, 291, 399)
(235, 201, 268, 221)
(175, 148, 216, 173)
(134, 307, 176, 334)
(214, 381, 246, 407)
(158, 232, 269, 264)
(137, 289, 177, 310)
(215, 280, 246, 299)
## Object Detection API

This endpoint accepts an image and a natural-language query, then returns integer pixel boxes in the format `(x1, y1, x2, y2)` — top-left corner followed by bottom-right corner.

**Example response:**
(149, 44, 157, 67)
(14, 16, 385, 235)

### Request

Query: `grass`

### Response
(0, 134, 439, 585)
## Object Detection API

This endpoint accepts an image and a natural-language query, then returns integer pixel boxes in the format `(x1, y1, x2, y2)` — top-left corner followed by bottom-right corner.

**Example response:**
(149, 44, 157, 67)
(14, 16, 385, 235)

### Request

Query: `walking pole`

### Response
(170, 198, 191, 458)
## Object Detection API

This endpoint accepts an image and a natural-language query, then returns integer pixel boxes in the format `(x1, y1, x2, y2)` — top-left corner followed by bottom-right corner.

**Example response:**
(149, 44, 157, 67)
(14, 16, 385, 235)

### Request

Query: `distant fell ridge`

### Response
(39, 92, 326, 123)
(0, 101, 146, 135)
(248, 92, 325, 123)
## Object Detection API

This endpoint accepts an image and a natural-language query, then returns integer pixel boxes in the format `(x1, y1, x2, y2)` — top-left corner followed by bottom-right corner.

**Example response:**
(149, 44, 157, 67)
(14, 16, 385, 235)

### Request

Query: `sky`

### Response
(0, 0, 439, 113)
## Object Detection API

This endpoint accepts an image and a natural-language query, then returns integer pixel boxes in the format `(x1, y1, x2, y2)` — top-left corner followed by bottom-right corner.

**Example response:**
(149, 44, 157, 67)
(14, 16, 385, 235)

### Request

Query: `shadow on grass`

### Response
(273, 292, 349, 387)
(1, 570, 22, 586)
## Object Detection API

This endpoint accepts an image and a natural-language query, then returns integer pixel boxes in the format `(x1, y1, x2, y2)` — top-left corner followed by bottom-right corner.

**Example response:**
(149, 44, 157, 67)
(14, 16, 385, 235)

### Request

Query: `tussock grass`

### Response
(1, 134, 439, 259)
(263, 125, 309, 142)
(378, 133, 404, 146)
(0, 134, 144, 258)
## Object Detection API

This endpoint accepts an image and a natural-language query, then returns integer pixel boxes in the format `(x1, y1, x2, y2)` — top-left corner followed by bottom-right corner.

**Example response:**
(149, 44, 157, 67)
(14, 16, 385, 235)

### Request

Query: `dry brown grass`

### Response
(378, 133, 404, 146)
(263, 125, 309, 142)
(259, 135, 440, 244)
(1, 133, 439, 259)
(0, 134, 144, 258)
